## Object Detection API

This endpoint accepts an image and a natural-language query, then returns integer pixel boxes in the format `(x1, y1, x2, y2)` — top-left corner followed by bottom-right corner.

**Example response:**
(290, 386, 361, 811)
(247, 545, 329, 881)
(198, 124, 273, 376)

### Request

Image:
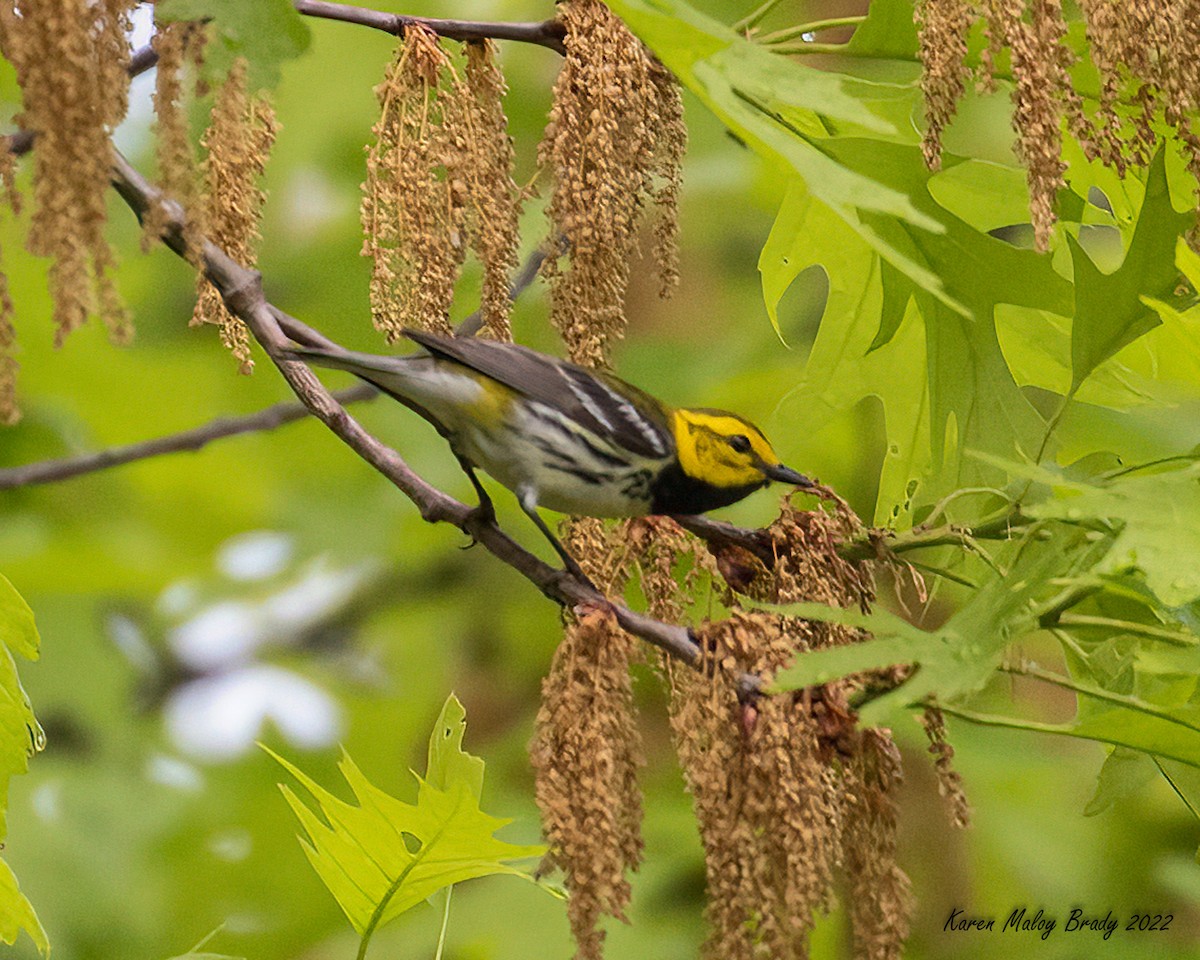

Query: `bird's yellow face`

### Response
(672, 408, 797, 490)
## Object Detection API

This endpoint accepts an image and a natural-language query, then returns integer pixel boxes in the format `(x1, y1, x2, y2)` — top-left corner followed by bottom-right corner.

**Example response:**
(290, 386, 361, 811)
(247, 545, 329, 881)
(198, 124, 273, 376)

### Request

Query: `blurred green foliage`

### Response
(2, 0, 1200, 958)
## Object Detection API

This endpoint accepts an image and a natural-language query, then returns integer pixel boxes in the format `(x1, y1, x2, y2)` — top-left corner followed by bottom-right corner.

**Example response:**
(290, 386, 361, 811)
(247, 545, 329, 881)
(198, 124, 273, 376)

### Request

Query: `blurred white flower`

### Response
(165, 664, 343, 762)
(146, 752, 205, 793)
(169, 600, 262, 673)
(217, 530, 295, 582)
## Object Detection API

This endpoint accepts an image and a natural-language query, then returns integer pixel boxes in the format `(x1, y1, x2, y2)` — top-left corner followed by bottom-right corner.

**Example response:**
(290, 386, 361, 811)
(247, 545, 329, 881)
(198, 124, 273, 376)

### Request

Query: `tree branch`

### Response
(293, 0, 567, 54)
(0, 385, 376, 490)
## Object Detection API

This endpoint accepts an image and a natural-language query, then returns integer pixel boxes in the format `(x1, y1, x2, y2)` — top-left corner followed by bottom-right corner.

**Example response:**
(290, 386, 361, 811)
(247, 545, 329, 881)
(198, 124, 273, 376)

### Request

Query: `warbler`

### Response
(287, 330, 812, 579)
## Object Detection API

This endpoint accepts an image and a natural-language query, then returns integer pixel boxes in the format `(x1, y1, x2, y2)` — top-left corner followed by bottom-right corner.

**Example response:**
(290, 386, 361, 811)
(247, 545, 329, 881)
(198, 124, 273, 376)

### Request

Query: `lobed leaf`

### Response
(0, 858, 48, 956)
(606, 0, 966, 314)
(1068, 149, 1193, 392)
(269, 695, 545, 947)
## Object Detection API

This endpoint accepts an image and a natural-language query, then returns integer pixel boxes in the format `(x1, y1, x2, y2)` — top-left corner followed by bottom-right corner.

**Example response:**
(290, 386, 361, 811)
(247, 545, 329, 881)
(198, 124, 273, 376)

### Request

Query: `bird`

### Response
(286, 329, 813, 582)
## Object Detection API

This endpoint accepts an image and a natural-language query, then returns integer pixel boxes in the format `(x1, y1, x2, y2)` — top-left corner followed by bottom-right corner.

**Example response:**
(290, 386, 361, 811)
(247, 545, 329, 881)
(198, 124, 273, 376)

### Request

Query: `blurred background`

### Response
(1, 1, 1197, 958)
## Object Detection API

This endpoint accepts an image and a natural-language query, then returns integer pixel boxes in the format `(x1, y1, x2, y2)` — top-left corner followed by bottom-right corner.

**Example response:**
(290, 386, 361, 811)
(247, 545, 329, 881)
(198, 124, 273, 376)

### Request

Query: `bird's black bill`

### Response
(763, 463, 814, 488)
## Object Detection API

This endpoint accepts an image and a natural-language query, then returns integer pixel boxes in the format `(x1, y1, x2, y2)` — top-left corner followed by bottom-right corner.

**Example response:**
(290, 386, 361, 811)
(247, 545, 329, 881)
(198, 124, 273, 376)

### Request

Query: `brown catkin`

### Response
(672, 611, 842, 960)
(649, 64, 685, 299)
(921, 706, 972, 828)
(145, 19, 206, 257)
(668, 505, 915, 959)
(914, 0, 976, 169)
(1005, 0, 1070, 252)
(530, 517, 644, 960)
(0, 264, 16, 426)
(540, 0, 685, 367)
(532, 15, 688, 935)
(842, 731, 914, 960)
(529, 15, 687, 931)
(530, 607, 644, 960)
(0, 140, 17, 425)
(361, 27, 462, 340)
(765, 497, 873, 609)
(0, 138, 18, 216)
(628, 516, 700, 624)
(192, 59, 278, 374)
(0, 0, 135, 343)
(461, 41, 521, 340)
(361, 33, 522, 342)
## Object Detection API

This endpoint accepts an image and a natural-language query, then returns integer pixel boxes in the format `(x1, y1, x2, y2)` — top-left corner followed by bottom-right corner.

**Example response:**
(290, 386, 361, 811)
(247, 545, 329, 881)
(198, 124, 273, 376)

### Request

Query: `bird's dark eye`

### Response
(728, 434, 752, 454)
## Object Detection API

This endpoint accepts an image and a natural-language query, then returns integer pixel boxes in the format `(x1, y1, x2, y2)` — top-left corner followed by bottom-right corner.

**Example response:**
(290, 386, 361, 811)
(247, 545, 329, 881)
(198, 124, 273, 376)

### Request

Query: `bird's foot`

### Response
(461, 500, 498, 549)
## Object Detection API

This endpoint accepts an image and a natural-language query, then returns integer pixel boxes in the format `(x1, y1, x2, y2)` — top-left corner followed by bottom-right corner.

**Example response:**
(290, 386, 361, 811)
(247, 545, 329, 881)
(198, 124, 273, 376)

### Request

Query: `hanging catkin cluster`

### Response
(915, 0, 1200, 249)
(530, 519, 645, 960)
(191, 59, 278, 374)
(143, 17, 207, 257)
(672, 610, 844, 959)
(529, 9, 690, 934)
(361, 29, 521, 342)
(0, 0, 135, 350)
(667, 504, 920, 960)
(460, 42, 522, 340)
(529, 15, 690, 936)
(540, 0, 685, 368)
(530, 9, 691, 921)
(914, 0, 974, 170)
(842, 730, 915, 960)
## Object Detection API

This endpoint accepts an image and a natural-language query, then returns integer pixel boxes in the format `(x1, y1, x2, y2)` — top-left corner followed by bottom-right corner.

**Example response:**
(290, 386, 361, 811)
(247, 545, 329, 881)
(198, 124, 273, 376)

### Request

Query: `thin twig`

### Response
(1057, 613, 1199, 647)
(0, 244, 543, 490)
(757, 15, 866, 44)
(837, 508, 1027, 562)
(454, 248, 546, 337)
(999, 660, 1200, 734)
(1101, 453, 1200, 481)
(732, 0, 786, 33)
(672, 513, 778, 566)
(0, 385, 376, 490)
(913, 486, 1013, 531)
(293, 0, 567, 54)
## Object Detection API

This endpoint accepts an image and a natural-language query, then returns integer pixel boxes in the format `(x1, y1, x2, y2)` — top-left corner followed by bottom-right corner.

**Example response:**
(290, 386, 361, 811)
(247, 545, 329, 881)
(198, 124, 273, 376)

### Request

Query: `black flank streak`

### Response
(546, 463, 607, 485)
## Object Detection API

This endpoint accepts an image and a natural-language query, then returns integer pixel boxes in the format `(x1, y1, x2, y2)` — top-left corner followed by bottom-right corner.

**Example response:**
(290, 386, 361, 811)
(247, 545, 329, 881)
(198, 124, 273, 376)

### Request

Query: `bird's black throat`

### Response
(649, 460, 767, 516)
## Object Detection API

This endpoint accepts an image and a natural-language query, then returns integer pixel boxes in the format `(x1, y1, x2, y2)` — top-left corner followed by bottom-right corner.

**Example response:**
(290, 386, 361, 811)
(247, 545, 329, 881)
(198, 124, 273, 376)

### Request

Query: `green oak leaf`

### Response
(776, 140, 1072, 520)
(606, 0, 962, 311)
(269, 695, 545, 948)
(0, 858, 48, 956)
(1068, 147, 1192, 391)
(1084, 747, 1157, 816)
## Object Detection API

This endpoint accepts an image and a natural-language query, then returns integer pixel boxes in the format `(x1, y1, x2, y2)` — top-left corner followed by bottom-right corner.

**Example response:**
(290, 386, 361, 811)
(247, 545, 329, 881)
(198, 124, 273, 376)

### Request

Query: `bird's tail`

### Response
(282, 343, 457, 431)
(283, 345, 407, 380)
